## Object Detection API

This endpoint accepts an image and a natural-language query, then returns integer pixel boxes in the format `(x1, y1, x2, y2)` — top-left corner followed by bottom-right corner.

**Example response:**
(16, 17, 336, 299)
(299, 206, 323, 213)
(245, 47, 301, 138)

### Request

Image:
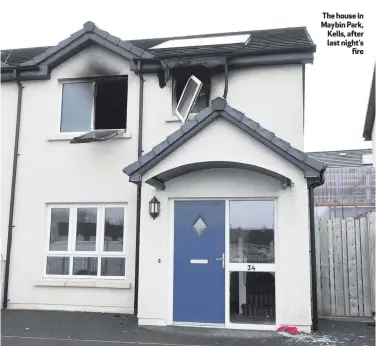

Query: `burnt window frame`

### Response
(172, 69, 211, 118)
(59, 75, 128, 133)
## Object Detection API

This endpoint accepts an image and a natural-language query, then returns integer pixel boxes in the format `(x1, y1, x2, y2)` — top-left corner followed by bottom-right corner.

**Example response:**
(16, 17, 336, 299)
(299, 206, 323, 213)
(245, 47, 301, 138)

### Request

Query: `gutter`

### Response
(2, 51, 316, 82)
(131, 52, 315, 74)
(133, 62, 144, 317)
(1, 65, 39, 72)
(223, 59, 228, 99)
(3, 79, 24, 309)
(307, 170, 326, 331)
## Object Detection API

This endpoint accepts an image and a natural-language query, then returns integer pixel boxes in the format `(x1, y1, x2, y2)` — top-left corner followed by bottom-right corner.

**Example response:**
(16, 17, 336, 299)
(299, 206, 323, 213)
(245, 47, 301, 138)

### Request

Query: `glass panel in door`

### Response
(227, 200, 276, 325)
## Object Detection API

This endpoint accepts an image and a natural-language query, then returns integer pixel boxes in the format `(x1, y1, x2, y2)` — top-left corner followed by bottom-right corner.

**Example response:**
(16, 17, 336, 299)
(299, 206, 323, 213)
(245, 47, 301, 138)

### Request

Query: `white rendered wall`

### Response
(2, 43, 306, 316)
(373, 110, 376, 168)
(137, 118, 311, 331)
(4, 45, 139, 313)
(142, 64, 304, 152)
(1, 83, 19, 301)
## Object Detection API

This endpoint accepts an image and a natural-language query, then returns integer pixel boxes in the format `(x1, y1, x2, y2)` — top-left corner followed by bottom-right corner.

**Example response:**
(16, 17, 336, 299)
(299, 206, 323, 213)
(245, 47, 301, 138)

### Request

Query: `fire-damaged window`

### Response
(173, 69, 210, 116)
(60, 77, 127, 142)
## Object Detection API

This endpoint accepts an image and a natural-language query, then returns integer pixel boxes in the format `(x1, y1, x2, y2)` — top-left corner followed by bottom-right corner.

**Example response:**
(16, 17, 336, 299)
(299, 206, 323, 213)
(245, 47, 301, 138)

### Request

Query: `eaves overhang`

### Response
(130, 51, 315, 75)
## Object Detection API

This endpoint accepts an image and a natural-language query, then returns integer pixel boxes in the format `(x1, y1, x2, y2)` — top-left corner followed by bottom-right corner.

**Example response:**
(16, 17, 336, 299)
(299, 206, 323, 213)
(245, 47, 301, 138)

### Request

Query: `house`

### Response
(308, 149, 374, 219)
(1, 21, 326, 332)
(363, 65, 376, 166)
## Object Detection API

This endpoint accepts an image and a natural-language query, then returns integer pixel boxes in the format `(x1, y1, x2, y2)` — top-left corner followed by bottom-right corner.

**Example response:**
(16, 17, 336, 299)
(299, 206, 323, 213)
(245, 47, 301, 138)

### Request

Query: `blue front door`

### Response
(173, 201, 225, 324)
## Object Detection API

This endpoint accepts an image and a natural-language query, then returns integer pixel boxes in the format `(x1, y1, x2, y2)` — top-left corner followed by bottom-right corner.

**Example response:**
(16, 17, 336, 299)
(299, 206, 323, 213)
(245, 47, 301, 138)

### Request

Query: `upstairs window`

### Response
(60, 77, 128, 141)
(173, 69, 211, 120)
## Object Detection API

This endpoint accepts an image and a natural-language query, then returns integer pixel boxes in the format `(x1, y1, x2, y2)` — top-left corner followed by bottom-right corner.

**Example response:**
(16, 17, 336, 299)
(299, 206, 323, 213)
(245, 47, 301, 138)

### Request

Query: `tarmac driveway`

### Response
(1, 310, 375, 346)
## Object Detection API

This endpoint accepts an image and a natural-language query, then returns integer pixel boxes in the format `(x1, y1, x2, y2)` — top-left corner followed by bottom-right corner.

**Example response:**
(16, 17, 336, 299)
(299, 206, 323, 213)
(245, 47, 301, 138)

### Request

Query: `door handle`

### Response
(215, 253, 225, 268)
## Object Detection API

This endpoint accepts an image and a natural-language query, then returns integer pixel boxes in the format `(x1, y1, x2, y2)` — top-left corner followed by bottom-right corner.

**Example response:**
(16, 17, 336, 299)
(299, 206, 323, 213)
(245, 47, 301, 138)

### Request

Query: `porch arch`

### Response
(145, 161, 292, 190)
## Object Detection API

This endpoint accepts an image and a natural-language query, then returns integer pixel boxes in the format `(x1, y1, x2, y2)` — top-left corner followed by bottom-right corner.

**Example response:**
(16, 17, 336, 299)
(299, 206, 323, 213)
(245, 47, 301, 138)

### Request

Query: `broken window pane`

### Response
(75, 208, 97, 251)
(95, 78, 127, 130)
(175, 71, 210, 114)
(176, 77, 200, 118)
(61, 82, 93, 132)
(49, 208, 70, 251)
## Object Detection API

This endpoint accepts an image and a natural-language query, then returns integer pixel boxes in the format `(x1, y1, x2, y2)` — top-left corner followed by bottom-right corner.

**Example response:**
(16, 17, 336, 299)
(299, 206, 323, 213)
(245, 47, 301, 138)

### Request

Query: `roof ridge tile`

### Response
(256, 127, 275, 141)
(240, 116, 260, 131)
(152, 140, 170, 156)
(287, 146, 306, 161)
(195, 107, 214, 122)
(181, 118, 199, 133)
(167, 129, 184, 145)
(224, 104, 245, 122)
(83, 21, 95, 32)
(93, 27, 109, 39)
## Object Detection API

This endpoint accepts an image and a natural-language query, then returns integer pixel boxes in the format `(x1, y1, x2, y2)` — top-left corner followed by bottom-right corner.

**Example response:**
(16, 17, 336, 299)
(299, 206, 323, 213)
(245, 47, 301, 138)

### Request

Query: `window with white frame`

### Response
(46, 204, 126, 278)
(60, 77, 128, 133)
(173, 69, 211, 119)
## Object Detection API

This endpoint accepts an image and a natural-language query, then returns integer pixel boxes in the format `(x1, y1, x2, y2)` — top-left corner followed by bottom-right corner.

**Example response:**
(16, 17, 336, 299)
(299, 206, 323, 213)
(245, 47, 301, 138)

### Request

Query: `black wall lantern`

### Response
(149, 196, 161, 219)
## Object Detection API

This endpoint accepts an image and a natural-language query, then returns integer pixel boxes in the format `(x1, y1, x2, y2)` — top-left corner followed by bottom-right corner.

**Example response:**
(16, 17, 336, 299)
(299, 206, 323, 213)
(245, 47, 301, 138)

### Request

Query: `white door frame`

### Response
(167, 197, 278, 330)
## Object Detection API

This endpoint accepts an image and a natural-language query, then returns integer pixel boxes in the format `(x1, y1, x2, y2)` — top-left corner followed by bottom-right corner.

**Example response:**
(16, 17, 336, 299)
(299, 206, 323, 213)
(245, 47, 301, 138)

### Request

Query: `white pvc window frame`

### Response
(45, 203, 127, 279)
(175, 75, 203, 123)
(59, 78, 127, 134)
(60, 81, 95, 133)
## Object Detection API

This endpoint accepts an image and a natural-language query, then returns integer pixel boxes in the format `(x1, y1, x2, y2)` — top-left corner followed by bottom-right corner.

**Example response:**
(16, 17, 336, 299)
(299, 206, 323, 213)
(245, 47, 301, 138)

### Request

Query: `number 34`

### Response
(247, 265, 256, 271)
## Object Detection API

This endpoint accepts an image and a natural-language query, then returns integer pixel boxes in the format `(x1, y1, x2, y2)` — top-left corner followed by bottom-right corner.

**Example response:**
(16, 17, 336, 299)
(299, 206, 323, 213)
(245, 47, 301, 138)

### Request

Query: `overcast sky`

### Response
(1, 0, 375, 152)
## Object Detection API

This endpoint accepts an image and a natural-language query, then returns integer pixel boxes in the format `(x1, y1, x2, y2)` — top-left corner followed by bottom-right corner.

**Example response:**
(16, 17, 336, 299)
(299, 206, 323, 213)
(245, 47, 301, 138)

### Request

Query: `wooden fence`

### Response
(315, 212, 375, 318)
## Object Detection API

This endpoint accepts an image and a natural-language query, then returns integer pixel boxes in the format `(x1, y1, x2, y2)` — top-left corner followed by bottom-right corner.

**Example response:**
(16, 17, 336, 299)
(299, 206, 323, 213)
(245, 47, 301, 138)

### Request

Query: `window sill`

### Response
(166, 112, 199, 123)
(165, 117, 181, 123)
(35, 279, 132, 289)
(47, 132, 132, 142)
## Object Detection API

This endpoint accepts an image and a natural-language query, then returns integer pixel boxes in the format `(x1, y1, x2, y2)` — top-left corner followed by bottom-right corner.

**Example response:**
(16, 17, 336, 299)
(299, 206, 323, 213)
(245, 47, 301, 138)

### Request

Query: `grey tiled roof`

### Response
(130, 27, 315, 59)
(2, 22, 154, 69)
(1, 46, 51, 66)
(123, 98, 326, 180)
(308, 149, 372, 167)
(2, 25, 315, 68)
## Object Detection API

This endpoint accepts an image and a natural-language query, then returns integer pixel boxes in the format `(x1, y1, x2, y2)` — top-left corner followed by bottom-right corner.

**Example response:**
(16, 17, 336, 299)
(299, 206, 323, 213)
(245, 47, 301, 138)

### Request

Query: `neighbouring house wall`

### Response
(137, 119, 312, 330)
(373, 113, 376, 168)
(0, 83, 19, 301)
(4, 45, 139, 313)
(142, 64, 304, 152)
(372, 104, 376, 318)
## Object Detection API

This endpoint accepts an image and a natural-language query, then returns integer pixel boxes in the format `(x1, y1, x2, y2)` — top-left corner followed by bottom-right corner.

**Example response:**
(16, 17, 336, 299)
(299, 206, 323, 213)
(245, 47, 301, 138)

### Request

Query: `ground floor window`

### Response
(46, 204, 127, 278)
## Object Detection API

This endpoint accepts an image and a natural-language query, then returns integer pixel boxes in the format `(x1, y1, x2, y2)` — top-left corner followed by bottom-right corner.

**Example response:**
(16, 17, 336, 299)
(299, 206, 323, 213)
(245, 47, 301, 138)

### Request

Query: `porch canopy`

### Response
(123, 98, 326, 190)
